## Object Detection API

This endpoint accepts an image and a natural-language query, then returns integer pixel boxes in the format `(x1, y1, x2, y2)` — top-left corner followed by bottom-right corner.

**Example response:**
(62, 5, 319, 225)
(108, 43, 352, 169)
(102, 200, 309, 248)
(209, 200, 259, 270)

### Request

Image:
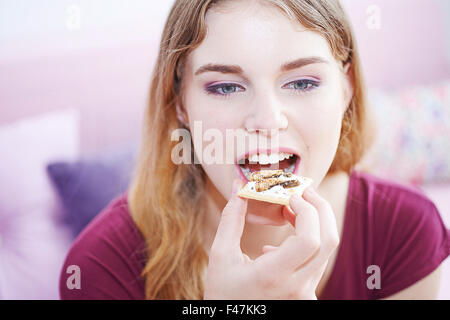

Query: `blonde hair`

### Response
(128, 0, 372, 299)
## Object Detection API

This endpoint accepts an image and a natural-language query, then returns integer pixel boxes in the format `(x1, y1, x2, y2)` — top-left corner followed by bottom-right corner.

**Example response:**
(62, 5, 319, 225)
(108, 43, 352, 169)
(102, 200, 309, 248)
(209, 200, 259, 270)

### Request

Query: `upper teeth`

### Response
(248, 152, 294, 164)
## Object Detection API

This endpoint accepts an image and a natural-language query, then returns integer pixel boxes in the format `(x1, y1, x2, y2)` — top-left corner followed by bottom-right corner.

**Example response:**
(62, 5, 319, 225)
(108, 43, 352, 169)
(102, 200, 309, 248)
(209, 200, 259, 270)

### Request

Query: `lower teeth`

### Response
(239, 161, 296, 180)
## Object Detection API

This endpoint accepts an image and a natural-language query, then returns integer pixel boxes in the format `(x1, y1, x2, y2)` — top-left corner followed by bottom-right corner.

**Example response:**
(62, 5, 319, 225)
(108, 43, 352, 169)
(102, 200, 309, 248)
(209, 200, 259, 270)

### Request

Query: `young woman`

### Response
(60, 0, 450, 299)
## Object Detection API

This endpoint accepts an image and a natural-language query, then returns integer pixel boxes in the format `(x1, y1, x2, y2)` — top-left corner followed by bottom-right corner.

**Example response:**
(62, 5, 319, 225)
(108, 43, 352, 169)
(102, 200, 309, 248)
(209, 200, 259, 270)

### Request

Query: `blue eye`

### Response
(205, 79, 319, 98)
(284, 79, 320, 93)
(205, 83, 244, 97)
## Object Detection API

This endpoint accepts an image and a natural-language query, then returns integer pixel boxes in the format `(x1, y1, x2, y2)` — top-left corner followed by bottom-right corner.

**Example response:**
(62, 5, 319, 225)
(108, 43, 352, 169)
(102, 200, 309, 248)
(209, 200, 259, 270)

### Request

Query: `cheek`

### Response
(203, 163, 237, 200)
(187, 101, 241, 134)
(187, 117, 239, 201)
(185, 84, 240, 126)
(184, 91, 244, 200)
(298, 115, 342, 165)
(290, 93, 343, 144)
(288, 95, 344, 175)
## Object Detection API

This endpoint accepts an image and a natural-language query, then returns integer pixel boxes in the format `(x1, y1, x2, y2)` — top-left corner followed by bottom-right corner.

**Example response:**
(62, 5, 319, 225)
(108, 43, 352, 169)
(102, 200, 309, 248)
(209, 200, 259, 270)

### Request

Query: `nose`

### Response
(244, 93, 288, 136)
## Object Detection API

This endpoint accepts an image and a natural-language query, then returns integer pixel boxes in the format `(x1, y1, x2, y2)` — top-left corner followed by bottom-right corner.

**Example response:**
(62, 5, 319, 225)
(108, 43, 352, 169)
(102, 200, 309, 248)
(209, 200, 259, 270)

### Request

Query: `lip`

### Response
(235, 147, 301, 182)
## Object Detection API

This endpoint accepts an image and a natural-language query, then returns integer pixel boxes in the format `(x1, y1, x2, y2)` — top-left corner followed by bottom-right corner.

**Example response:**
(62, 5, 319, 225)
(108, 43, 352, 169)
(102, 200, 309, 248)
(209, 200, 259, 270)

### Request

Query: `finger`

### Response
(262, 245, 278, 254)
(296, 187, 339, 275)
(242, 253, 253, 263)
(211, 179, 248, 256)
(255, 193, 320, 272)
(282, 205, 296, 228)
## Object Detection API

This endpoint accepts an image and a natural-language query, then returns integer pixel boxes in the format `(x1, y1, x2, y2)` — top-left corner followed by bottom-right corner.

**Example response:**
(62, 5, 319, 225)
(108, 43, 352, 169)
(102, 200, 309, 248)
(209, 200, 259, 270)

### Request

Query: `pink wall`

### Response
(1, 0, 449, 155)
(0, 42, 158, 155)
(342, 0, 449, 89)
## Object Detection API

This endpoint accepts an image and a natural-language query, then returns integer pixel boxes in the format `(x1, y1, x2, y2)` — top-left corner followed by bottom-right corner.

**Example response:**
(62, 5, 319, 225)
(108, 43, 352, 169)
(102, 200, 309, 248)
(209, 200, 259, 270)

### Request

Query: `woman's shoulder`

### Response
(347, 170, 450, 299)
(349, 170, 439, 217)
(349, 170, 447, 240)
(59, 192, 147, 299)
(73, 192, 144, 250)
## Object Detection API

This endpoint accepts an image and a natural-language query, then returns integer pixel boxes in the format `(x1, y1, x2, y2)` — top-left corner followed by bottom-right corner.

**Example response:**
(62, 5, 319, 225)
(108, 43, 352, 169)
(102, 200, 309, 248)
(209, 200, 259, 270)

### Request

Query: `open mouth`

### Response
(237, 151, 300, 181)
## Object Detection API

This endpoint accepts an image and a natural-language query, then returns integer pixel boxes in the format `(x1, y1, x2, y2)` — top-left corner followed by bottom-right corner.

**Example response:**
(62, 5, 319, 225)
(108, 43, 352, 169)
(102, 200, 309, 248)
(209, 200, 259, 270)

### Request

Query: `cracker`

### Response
(238, 170, 313, 206)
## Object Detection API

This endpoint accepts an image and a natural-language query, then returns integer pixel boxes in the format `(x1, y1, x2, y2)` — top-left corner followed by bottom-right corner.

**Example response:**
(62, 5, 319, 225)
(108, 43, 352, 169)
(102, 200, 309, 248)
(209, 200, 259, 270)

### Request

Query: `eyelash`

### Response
(205, 79, 320, 98)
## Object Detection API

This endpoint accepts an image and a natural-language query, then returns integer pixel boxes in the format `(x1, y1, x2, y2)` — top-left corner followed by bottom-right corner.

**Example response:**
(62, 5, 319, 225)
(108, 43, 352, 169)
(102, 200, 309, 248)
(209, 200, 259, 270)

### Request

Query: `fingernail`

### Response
(284, 205, 297, 217)
(303, 187, 314, 197)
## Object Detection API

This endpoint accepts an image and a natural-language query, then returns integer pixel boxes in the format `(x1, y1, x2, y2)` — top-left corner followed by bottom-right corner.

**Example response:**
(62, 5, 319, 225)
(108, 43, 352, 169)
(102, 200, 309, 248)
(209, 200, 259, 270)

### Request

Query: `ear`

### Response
(342, 62, 354, 115)
(176, 103, 189, 128)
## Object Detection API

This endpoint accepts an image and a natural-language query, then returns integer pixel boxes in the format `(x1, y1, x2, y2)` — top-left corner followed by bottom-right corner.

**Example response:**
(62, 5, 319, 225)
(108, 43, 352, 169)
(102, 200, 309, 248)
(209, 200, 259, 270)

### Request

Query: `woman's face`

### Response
(180, 1, 353, 225)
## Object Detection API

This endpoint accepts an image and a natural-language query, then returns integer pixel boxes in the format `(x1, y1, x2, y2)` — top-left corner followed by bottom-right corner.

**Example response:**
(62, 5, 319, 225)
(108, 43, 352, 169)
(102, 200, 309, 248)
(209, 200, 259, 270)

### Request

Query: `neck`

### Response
(202, 171, 350, 259)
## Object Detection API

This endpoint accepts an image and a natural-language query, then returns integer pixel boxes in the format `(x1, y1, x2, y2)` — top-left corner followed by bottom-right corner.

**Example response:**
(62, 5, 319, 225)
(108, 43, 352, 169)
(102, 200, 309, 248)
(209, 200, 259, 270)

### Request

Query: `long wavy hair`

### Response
(128, 0, 373, 299)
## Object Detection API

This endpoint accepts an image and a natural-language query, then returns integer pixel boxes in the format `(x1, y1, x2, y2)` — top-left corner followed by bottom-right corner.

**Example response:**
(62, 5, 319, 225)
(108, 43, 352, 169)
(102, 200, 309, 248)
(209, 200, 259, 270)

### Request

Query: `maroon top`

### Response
(59, 171, 450, 299)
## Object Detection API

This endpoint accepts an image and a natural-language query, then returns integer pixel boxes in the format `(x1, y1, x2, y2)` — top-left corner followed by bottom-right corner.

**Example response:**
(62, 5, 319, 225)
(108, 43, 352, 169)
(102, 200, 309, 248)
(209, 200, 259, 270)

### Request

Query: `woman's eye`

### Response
(284, 79, 319, 93)
(205, 79, 319, 98)
(205, 83, 244, 97)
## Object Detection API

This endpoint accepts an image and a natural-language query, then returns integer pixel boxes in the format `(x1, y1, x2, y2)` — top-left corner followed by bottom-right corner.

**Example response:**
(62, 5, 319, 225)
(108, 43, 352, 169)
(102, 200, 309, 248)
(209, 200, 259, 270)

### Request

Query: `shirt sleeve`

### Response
(59, 203, 146, 300)
(373, 194, 450, 299)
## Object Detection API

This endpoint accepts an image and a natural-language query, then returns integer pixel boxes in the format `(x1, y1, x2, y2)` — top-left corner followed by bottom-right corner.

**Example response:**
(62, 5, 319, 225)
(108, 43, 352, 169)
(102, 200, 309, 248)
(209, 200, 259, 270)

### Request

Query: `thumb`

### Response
(262, 245, 278, 254)
(213, 179, 248, 253)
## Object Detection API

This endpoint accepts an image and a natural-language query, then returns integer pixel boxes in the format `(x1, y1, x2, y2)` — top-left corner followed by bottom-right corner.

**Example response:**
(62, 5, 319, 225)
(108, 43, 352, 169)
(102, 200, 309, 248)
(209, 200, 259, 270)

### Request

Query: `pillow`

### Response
(0, 109, 79, 299)
(359, 81, 450, 185)
(47, 145, 136, 237)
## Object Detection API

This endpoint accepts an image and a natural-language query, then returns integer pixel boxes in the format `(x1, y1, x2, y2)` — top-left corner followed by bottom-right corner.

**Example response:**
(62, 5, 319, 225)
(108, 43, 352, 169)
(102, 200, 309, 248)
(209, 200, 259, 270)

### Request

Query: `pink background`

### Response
(0, 0, 449, 299)
(1, 0, 449, 156)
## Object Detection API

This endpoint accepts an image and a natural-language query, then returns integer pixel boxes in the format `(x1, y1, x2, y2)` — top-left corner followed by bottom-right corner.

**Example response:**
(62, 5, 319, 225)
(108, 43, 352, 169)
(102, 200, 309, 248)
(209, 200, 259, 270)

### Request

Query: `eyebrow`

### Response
(194, 56, 328, 76)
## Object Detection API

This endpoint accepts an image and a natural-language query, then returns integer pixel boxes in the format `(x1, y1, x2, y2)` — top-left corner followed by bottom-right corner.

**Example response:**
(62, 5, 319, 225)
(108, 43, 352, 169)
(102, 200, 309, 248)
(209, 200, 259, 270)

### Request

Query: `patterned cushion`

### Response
(359, 82, 450, 185)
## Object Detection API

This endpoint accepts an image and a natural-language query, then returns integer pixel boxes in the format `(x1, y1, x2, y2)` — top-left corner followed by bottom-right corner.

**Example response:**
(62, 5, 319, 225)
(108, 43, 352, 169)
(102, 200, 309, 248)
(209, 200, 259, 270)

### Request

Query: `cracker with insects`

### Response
(238, 169, 313, 206)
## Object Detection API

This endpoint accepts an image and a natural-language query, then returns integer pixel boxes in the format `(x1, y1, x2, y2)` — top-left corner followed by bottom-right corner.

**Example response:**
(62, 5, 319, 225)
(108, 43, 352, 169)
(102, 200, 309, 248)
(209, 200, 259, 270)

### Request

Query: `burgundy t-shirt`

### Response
(59, 171, 450, 299)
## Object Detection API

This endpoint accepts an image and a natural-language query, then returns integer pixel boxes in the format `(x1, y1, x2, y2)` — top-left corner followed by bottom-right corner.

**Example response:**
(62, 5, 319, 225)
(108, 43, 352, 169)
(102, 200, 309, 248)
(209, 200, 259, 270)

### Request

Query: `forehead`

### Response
(186, 1, 334, 74)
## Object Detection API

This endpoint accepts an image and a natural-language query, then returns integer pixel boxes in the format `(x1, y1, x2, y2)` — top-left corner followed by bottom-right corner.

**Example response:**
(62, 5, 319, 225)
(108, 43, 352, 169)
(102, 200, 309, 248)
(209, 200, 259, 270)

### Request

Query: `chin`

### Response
(245, 199, 289, 226)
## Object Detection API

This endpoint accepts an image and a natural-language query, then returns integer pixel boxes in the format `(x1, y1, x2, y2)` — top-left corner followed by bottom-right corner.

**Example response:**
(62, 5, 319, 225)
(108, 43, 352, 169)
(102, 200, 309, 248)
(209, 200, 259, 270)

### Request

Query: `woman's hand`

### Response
(203, 179, 340, 300)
